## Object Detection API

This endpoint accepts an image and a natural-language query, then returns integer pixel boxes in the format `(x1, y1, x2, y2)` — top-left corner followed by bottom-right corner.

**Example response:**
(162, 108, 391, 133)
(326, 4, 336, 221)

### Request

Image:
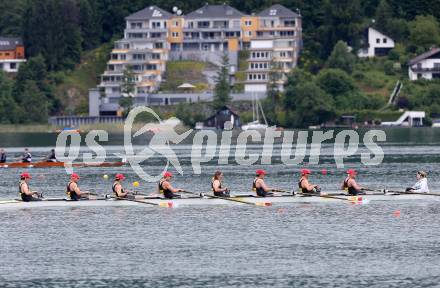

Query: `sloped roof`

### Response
(409, 48, 440, 66)
(0, 37, 23, 51)
(125, 6, 172, 20)
(258, 4, 299, 18)
(186, 4, 244, 19)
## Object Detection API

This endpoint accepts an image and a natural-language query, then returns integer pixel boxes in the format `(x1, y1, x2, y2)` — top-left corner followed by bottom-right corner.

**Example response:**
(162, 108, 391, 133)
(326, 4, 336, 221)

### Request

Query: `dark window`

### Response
(376, 38, 380, 44)
(383, 38, 387, 43)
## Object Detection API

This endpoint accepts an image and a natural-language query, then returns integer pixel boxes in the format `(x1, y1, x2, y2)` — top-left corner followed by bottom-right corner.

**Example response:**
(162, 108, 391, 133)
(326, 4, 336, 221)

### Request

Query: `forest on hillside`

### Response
(1, 0, 440, 126)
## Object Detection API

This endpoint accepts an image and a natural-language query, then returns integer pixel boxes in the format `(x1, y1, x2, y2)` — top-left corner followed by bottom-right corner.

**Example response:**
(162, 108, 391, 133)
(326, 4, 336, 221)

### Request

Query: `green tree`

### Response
(79, 0, 102, 50)
(319, 0, 363, 58)
(316, 69, 356, 97)
(0, 72, 20, 123)
(119, 66, 136, 115)
(264, 59, 282, 125)
(20, 80, 49, 123)
(284, 82, 335, 127)
(327, 41, 356, 74)
(213, 53, 232, 109)
(409, 15, 440, 51)
(375, 0, 393, 32)
(0, 0, 27, 36)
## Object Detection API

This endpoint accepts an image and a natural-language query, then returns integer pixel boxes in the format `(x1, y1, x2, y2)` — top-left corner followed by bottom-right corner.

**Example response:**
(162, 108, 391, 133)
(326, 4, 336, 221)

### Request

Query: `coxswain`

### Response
(341, 169, 363, 195)
(158, 172, 184, 199)
(253, 169, 274, 197)
(66, 173, 91, 201)
(298, 169, 321, 194)
(113, 173, 133, 199)
(406, 171, 429, 193)
(0, 148, 6, 163)
(21, 148, 32, 163)
(19, 173, 41, 202)
(46, 149, 57, 162)
(211, 171, 230, 197)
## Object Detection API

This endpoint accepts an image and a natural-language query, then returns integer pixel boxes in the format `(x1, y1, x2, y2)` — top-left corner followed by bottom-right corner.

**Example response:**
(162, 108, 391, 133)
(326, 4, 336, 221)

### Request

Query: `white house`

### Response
(358, 27, 395, 57)
(408, 47, 440, 81)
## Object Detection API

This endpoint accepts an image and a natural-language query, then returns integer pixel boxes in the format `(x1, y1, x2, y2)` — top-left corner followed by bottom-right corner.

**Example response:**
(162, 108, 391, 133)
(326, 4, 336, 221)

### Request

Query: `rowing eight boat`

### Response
(1, 192, 439, 209)
(0, 161, 125, 168)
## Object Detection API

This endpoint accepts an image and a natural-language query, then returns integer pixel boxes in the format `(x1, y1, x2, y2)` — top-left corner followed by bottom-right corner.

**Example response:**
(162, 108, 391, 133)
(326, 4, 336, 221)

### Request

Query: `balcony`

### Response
(410, 66, 440, 73)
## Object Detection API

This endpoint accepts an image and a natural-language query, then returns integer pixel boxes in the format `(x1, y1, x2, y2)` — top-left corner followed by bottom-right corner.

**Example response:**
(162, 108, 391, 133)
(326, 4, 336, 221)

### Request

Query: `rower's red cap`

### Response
(115, 173, 125, 180)
(346, 169, 357, 175)
(256, 169, 266, 175)
(301, 169, 311, 175)
(70, 173, 80, 180)
(164, 172, 173, 178)
(20, 172, 31, 179)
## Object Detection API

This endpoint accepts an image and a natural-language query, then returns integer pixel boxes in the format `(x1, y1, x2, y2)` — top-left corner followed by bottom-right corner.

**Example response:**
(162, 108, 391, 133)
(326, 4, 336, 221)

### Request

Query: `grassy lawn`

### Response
(161, 60, 208, 92)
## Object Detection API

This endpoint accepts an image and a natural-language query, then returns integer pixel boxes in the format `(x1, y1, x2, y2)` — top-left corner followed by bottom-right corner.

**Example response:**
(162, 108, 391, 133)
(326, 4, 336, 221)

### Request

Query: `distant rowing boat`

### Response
(1, 192, 439, 209)
(0, 161, 125, 168)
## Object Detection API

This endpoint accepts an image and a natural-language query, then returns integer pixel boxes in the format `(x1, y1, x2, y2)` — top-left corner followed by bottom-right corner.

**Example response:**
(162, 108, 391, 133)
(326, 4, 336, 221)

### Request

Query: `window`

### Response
(152, 22, 161, 29)
(173, 21, 179, 27)
(245, 20, 252, 26)
(154, 43, 163, 49)
(284, 20, 295, 27)
(245, 31, 252, 37)
(152, 53, 160, 60)
(376, 38, 380, 44)
(383, 38, 387, 43)
(10, 63, 16, 70)
(172, 32, 179, 37)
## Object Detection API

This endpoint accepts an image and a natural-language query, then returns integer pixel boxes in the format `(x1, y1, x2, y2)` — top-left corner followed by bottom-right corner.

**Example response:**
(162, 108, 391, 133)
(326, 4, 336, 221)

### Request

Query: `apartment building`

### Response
(93, 4, 301, 115)
(0, 37, 26, 73)
(244, 5, 302, 92)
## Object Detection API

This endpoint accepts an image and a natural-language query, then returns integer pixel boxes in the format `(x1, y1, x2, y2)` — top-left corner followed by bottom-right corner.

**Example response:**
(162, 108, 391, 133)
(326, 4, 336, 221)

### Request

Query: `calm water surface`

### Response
(1, 128, 440, 287)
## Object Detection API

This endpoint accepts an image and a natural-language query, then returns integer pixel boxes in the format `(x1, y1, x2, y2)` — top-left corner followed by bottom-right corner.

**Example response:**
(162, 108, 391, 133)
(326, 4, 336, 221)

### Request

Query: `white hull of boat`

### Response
(1, 193, 439, 209)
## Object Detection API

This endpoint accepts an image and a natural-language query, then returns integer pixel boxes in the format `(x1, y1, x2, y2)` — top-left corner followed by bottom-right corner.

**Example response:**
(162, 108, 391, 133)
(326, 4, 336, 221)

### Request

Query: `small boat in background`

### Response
(0, 161, 125, 168)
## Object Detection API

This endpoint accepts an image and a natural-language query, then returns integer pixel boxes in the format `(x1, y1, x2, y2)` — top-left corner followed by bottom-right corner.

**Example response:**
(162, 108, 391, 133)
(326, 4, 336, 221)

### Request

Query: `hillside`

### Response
(54, 43, 112, 115)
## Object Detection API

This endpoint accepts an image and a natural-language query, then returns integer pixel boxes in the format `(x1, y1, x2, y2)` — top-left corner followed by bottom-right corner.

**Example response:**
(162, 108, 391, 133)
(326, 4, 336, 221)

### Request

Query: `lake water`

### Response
(1, 128, 440, 287)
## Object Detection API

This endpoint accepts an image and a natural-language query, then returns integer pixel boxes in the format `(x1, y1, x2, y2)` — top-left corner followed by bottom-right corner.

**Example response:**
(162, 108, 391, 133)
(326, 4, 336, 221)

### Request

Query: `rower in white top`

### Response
(406, 171, 429, 193)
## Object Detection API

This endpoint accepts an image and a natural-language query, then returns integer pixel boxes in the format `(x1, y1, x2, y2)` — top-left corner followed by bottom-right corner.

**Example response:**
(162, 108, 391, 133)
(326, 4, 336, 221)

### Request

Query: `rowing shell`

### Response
(0, 193, 439, 209)
(0, 161, 125, 168)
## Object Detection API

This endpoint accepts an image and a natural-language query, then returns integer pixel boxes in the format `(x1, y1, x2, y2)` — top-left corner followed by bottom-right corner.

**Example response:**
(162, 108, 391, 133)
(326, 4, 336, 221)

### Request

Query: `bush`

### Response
(383, 60, 395, 75)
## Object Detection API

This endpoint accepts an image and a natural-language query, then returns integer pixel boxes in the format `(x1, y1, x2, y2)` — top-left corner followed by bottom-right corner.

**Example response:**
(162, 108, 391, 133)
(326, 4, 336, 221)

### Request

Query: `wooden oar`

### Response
(182, 190, 272, 206)
(272, 189, 292, 194)
(115, 196, 161, 206)
(384, 189, 440, 197)
(297, 192, 361, 202)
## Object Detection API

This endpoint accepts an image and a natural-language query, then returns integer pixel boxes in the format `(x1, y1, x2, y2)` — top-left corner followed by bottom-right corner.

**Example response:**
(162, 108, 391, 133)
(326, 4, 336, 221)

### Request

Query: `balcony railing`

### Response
(411, 66, 440, 72)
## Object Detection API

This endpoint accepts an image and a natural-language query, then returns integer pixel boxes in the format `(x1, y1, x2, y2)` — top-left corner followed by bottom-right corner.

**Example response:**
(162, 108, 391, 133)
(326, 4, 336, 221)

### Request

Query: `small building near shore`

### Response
(0, 37, 26, 73)
(201, 106, 241, 129)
